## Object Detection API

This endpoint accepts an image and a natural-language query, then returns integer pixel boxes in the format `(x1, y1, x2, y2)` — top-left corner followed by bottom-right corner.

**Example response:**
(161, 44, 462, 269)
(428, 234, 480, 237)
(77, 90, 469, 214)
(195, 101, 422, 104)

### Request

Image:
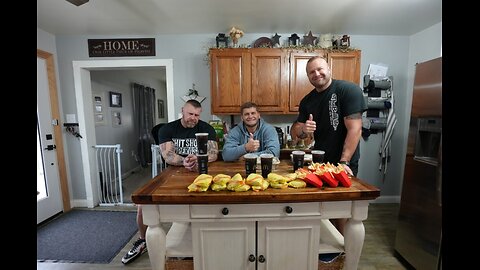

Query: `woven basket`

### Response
(318, 253, 345, 270)
(165, 255, 345, 270)
(165, 258, 193, 270)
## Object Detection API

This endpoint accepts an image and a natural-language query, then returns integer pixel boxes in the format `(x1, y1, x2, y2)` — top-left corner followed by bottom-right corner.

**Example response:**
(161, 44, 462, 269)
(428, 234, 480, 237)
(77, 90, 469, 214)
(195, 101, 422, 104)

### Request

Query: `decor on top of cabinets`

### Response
(272, 33, 281, 47)
(302, 31, 317, 46)
(181, 83, 206, 103)
(229, 27, 244, 47)
(216, 33, 228, 48)
(109, 91, 122, 108)
(288, 33, 300, 46)
(319, 33, 333, 48)
(253, 37, 274, 48)
(340, 35, 350, 48)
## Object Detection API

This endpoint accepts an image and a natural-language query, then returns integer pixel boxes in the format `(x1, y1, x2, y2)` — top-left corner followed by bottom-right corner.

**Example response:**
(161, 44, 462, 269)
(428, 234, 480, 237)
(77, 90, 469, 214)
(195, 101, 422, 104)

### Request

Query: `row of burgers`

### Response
(187, 162, 352, 192)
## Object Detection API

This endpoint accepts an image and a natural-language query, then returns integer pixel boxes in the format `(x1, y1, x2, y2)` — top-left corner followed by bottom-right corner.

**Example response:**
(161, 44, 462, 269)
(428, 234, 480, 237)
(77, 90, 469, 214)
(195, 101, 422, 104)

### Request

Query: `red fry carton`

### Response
(332, 165, 352, 187)
(304, 173, 323, 188)
(317, 171, 338, 187)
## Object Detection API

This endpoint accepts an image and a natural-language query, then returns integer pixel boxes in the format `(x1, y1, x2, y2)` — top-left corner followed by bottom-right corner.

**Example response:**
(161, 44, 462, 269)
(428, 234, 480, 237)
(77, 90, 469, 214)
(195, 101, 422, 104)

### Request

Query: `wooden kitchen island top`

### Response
(132, 160, 380, 205)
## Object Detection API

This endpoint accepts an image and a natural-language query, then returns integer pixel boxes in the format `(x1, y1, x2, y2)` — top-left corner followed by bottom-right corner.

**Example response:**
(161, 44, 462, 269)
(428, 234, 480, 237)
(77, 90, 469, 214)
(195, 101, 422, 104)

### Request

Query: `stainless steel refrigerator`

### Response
(395, 57, 442, 270)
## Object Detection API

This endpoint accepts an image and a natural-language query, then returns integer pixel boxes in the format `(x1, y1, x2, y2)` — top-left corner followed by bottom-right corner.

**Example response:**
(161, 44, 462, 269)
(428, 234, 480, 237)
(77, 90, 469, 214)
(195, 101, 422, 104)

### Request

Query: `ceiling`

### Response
(37, 0, 442, 36)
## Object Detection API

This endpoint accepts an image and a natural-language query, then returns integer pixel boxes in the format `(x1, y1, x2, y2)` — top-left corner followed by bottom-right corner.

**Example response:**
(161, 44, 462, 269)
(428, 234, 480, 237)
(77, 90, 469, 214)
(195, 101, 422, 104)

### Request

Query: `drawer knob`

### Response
(248, 254, 256, 262)
(285, 206, 293, 214)
(258, 255, 266, 263)
(221, 207, 229, 215)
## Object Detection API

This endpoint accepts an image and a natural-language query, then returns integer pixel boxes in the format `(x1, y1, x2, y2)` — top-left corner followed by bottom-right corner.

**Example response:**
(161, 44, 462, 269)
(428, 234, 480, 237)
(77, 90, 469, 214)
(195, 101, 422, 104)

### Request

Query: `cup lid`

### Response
(292, 150, 305, 155)
(195, 133, 209, 136)
(259, 153, 274, 158)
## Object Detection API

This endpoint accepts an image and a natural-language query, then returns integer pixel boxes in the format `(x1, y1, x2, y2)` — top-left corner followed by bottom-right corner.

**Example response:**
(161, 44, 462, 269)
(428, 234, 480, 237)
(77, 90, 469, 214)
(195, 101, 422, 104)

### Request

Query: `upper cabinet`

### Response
(210, 48, 361, 115)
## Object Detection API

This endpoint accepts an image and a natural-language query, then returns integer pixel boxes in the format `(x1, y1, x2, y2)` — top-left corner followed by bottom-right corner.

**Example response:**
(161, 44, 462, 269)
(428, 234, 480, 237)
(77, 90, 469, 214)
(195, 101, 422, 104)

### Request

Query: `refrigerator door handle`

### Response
(436, 136, 442, 207)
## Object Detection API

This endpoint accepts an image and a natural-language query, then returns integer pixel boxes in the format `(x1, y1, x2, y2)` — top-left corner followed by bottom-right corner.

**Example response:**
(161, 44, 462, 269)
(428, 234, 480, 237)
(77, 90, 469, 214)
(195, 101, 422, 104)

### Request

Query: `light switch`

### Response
(66, 114, 77, 123)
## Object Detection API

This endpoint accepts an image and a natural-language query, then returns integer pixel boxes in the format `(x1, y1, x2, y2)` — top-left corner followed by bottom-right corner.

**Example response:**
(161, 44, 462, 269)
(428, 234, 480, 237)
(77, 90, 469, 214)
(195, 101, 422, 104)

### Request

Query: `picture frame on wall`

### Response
(112, 111, 122, 127)
(109, 91, 122, 107)
(158, 99, 165, 118)
(93, 92, 106, 126)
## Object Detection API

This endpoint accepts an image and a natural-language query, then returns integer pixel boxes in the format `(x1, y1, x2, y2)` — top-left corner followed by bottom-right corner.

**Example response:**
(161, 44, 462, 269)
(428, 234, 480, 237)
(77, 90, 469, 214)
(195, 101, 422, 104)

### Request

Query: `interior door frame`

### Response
(37, 49, 71, 211)
(72, 59, 175, 208)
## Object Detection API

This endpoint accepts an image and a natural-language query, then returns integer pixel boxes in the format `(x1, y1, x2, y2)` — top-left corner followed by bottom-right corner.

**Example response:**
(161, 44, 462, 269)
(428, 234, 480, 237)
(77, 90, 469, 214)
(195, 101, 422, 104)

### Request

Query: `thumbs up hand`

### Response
(245, 132, 260, 153)
(304, 114, 316, 134)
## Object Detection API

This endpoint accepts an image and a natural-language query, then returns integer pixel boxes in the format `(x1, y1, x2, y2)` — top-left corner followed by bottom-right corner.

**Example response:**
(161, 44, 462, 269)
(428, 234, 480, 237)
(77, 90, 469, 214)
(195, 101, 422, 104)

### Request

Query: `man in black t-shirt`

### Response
(294, 56, 367, 236)
(158, 99, 218, 169)
(122, 99, 218, 265)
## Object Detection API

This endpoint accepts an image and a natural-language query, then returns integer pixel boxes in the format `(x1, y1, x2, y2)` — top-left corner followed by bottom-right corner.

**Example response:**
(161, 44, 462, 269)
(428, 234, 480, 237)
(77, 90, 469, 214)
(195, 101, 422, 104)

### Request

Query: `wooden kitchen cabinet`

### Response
(328, 50, 361, 85)
(210, 49, 251, 114)
(192, 211, 320, 270)
(209, 48, 361, 114)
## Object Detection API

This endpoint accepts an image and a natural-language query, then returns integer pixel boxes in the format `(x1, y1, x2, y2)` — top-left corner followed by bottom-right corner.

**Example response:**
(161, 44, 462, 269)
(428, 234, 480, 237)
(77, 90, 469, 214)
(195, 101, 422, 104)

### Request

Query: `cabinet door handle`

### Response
(248, 254, 256, 262)
(258, 255, 266, 263)
(221, 207, 229, 215)
(285, 206, 293, 214)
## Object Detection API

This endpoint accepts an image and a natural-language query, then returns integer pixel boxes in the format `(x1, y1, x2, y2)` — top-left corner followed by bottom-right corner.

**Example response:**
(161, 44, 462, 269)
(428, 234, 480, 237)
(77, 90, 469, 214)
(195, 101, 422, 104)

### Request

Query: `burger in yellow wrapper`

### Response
(211, 174, 231, 191)
(227, 173, 251, 192)
(246, 173, 269, 191)
(187, 174, 213, 192)
(267, 172, 288, 189)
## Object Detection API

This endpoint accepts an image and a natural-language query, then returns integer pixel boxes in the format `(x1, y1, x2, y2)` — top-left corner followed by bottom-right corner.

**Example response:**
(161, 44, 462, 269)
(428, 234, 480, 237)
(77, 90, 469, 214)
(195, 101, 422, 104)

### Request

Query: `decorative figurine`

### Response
(229, 27, 244, 47)
(272, 33, 281, 47)
(288, 33, 300, 46)
(302, 31, 317, 46)
(216, 33, 228, 48)
(340, 35, 350, 48)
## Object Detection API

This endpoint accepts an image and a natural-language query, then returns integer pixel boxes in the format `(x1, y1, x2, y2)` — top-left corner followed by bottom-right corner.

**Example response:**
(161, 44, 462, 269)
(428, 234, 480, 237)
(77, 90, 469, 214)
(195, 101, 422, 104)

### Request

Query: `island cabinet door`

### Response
(257, 219, 321, 270)
(192, 221, 256, 270)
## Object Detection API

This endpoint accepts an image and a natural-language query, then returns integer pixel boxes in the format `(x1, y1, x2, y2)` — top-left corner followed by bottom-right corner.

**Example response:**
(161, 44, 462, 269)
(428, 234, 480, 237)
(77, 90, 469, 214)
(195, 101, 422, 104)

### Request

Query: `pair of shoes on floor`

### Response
(122, 238, 148, 264)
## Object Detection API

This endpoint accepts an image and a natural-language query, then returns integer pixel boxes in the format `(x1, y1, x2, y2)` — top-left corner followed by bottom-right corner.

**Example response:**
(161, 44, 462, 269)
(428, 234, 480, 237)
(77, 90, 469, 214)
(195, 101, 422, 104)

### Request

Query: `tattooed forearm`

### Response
(160, 142, 184, 166)
(207, 140, 219, 162)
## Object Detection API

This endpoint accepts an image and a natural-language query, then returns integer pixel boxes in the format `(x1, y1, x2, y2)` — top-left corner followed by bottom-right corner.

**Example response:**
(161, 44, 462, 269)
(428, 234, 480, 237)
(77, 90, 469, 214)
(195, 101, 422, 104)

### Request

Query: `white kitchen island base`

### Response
(142, 200, 369, 270)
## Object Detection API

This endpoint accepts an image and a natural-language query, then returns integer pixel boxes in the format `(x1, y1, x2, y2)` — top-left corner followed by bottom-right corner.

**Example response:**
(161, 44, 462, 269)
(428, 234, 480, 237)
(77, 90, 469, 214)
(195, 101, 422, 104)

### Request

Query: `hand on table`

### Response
(183, 154, 197, 171)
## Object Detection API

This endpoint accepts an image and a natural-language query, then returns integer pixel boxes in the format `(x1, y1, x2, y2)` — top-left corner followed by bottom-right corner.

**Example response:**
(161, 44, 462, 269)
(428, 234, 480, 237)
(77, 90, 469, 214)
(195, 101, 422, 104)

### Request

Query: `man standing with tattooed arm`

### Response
(293, 56, 367, 235)
(122, 99, 218, 264)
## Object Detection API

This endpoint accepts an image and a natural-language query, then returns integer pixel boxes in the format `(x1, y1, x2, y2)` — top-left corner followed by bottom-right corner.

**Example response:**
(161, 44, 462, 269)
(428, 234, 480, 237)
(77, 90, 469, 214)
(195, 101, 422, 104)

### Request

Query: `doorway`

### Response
(37, 50, 71, 224)
(72, 59, 175, 207)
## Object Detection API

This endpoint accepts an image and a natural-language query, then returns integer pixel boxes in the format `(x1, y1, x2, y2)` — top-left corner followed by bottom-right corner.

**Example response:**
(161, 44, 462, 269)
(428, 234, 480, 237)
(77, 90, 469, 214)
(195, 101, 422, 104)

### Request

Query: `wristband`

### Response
(339, 160, 350, 166)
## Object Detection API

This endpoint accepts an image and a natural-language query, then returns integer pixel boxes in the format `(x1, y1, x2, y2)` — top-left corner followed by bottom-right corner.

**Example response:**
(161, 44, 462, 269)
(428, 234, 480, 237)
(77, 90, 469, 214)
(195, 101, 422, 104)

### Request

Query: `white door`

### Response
(37, 57, 63, 224)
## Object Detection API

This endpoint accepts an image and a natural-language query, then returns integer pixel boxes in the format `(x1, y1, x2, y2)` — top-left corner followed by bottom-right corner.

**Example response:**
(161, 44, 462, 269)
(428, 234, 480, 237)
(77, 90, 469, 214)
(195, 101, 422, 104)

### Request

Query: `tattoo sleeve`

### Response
(207, 140, 219, 162)
(160, 142, 184, 166)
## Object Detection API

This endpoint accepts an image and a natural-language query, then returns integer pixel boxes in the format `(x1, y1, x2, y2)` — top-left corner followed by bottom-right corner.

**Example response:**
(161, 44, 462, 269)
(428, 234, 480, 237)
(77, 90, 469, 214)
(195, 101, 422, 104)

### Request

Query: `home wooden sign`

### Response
(88, 38, 155, 57)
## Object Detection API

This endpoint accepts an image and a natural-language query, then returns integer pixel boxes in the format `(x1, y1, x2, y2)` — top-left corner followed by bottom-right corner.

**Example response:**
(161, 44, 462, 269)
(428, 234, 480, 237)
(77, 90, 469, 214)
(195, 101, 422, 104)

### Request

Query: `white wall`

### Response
(37, 23, 441, 202)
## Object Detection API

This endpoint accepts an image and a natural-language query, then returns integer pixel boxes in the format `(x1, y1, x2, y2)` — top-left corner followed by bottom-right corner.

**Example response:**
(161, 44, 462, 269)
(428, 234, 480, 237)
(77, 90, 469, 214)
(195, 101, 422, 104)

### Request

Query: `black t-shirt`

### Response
(157, 119, 216, 156)
(297, 79, 367, 167)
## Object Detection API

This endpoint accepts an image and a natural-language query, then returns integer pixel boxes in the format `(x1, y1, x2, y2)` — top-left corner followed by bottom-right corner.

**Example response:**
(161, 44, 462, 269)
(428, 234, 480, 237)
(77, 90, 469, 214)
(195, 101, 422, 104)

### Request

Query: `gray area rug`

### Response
(37, 209, 137, 263)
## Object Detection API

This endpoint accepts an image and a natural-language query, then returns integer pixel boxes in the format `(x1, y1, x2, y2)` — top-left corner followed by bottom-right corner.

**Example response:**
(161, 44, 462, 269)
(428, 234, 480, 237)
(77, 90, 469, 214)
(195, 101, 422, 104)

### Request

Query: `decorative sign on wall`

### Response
(88, 38, 155, 57)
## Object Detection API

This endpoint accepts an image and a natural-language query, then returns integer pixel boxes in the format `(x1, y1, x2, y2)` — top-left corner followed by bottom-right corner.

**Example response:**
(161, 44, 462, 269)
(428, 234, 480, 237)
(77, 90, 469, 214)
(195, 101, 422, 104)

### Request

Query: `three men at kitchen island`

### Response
(294, 56, 367, 235)
(122, 99, 218, 264)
